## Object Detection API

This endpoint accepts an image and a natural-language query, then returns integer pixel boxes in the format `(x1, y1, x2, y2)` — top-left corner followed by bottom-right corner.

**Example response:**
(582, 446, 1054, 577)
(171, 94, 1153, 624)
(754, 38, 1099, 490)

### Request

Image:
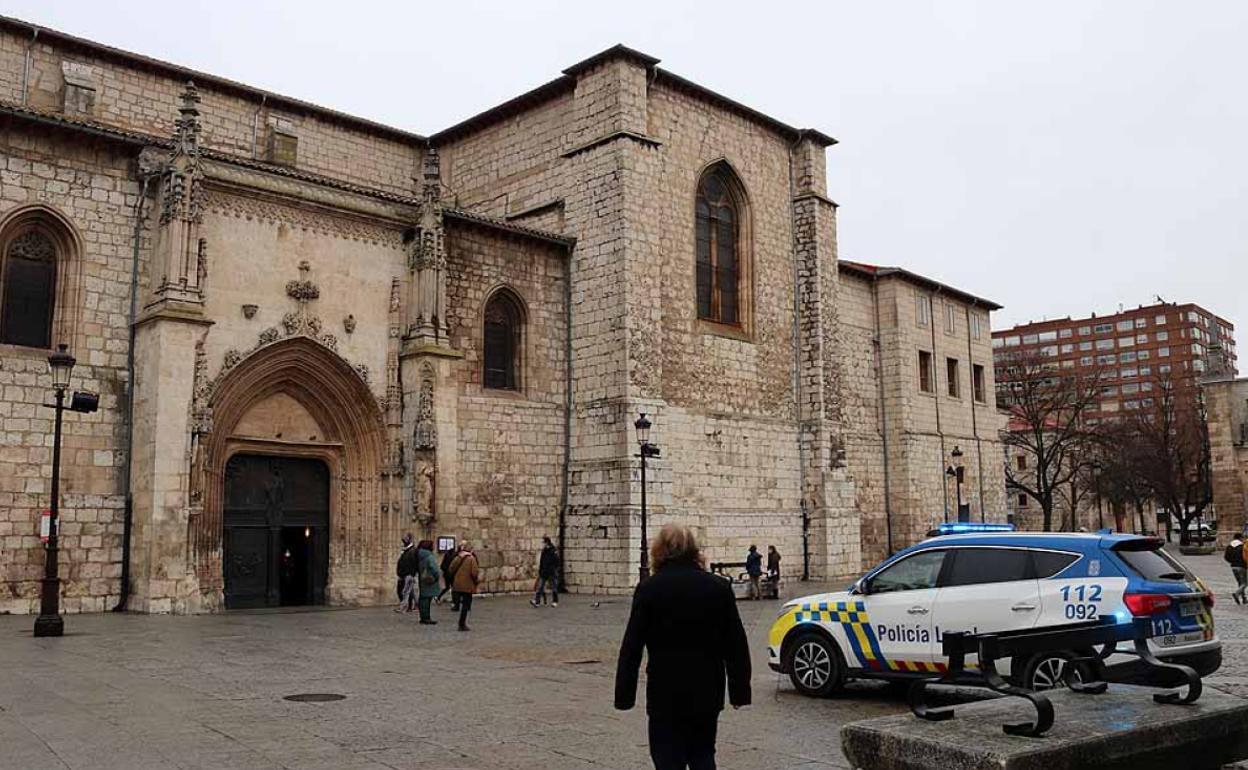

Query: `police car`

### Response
(768, 524, 1221, 695)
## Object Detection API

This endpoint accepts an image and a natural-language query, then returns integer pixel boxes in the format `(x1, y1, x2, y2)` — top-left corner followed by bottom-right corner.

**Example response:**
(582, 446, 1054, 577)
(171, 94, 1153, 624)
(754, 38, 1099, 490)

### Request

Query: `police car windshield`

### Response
(1116, 544, 1191, 583)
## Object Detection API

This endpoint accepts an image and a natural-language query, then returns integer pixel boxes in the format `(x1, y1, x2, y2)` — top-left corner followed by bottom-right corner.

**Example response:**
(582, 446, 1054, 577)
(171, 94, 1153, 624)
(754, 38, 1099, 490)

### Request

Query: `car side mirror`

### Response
(850, 578, 868, 595)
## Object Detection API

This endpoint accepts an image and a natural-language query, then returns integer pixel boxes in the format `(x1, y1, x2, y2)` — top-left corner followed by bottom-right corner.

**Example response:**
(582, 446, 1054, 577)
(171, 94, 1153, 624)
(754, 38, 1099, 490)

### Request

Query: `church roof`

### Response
(431, 44, 837, 148)
(0, 15, 428, 144)
(839, 259, 1003, 311)
(2, 16, 836, 151)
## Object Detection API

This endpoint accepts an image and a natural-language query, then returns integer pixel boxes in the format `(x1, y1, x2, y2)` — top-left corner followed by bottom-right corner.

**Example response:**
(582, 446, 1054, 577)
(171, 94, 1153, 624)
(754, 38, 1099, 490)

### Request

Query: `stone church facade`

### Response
(0, 18, 1005, 613)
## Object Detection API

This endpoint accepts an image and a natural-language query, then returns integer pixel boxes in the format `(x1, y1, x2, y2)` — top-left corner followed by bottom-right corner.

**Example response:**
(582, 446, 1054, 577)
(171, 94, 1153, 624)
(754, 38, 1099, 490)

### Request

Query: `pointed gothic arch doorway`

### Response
(193, 337, 387, 610)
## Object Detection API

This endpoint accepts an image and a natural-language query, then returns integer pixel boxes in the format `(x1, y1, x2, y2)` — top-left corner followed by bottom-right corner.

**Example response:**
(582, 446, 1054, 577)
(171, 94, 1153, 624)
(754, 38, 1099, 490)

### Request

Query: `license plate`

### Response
(1159, 630, 1204, 647)
(1179, 600, 1201, 617)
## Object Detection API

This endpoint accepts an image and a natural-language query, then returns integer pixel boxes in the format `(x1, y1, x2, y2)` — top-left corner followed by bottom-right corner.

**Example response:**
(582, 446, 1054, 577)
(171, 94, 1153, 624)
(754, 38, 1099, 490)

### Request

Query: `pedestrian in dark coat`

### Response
(745, 545, 763, 600)
(1225, 537, 1247, 604)
(766, 546, 781, 581)
(394, 533, 419, 613)
(414, 540, 441, 623)
(437, 545, 458, 609)
(615, 524, 751, 770)
(530, 536, 560, 607)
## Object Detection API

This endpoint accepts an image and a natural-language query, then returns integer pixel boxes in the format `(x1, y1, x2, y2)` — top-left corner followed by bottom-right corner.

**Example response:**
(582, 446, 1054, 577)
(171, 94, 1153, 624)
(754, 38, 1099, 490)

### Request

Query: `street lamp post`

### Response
(946, 446, 967, 523)
(35, 345, 74, 638)
(634, 413, 661, 581)
(34, 345, 98, 638)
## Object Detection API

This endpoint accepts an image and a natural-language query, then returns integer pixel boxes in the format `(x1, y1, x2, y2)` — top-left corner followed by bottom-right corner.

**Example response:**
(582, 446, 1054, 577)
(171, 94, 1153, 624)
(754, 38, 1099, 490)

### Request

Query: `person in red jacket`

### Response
(614, 524, 751, 770)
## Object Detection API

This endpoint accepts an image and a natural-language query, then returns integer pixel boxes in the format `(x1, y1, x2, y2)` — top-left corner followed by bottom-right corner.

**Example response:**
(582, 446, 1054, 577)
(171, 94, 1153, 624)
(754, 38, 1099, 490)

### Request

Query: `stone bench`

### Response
(841, 684, 1248, 770)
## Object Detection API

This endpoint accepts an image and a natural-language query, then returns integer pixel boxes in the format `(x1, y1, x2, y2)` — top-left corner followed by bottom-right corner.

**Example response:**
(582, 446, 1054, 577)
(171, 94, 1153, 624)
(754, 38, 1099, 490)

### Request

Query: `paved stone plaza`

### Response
(1, 551, 1245, 770)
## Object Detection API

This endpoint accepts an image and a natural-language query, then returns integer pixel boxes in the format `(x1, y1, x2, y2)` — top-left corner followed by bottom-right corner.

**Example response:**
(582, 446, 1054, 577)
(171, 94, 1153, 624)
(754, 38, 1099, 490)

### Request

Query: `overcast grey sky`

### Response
(11, 1, 1246, 331)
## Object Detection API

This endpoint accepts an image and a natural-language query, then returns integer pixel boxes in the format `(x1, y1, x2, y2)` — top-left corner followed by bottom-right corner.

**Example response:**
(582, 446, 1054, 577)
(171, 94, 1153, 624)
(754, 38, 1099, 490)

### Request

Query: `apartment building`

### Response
(993, 302, 1237, 422)
(995, 302, 1235, 530)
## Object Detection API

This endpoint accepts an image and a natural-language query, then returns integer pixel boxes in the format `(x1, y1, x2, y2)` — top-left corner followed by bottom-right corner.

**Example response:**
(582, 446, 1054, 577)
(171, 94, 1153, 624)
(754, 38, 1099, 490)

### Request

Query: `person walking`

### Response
(448, 542, 481, 631)
(766, 545, 781, 582)
(394, 533, 419, 613)
(745, 545, 763, 601)
(531, 536, 561, 607)
(415, 539, 441, 624)
(1225, 536, 1247, 605)
(615, 524, 751, 770)
(437, 544, 458, 610)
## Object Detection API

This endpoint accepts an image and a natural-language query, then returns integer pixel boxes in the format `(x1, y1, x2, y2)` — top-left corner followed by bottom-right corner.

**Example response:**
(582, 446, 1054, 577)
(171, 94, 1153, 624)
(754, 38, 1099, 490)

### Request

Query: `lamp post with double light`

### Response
(634, 413, 661, 581)
(34, 345, 98, 638)
(945, 445, 968, 523)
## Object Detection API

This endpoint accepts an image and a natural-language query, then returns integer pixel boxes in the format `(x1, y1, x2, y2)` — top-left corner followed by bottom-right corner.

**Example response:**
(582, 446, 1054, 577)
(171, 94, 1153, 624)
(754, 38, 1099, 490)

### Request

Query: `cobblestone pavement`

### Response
(0, 549, 1244, 770)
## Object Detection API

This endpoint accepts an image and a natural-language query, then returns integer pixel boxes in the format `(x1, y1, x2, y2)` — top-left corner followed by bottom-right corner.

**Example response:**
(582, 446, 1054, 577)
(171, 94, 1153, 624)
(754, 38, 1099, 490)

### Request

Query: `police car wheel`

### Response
(785, 633, 843, 696)
(1021, 651, 1088, 692)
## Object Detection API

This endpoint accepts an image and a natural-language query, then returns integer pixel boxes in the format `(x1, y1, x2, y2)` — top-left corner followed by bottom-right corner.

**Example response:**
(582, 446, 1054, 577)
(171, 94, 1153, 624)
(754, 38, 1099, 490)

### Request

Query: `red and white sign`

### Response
(39, 510, 51, 543)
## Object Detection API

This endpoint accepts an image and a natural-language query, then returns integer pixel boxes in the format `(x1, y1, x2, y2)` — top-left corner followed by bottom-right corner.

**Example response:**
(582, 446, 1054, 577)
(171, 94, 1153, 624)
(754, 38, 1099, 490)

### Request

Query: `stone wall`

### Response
(836, 268, 1007, 561)
(439, 221, 569, 593)
(435, 59, 856, 589)
(1, 29, 1016, 612)
(0, 120, 139, 613)
(1204, 376, 1248, 541)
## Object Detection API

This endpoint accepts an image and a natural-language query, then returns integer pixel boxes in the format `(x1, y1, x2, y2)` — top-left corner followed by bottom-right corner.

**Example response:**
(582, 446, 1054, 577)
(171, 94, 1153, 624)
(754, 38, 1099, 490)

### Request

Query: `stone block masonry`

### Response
(0, 25, 1008, 612)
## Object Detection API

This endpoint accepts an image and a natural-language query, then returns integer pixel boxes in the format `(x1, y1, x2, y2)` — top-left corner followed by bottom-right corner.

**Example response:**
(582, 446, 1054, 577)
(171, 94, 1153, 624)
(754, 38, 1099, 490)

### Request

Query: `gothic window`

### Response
(695, 165, 747, 327)
(0, 228, 58, 348)
(483, 290, 523, 391)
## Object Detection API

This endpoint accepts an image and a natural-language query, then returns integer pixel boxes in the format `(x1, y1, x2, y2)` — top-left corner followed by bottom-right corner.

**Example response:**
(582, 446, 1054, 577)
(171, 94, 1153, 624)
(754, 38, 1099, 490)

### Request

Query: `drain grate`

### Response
(283, 693, 346, 703)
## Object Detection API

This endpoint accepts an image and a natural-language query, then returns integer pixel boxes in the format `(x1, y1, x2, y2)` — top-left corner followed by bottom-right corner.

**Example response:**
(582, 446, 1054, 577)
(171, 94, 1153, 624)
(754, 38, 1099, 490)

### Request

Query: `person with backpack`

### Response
(531, 537, 561, 608)
(1225, 536, 1247, 605)
(415, 539, 441, 624)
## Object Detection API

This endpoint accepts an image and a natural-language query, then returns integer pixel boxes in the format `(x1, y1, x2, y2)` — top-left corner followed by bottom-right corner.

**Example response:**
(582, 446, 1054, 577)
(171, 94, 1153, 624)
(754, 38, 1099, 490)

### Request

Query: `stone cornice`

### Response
(399, 341, 465, 360)
(134, 305, 215, 328)
(793, 191, 839, 209)
(561, 130, 662, 160)
(201, 159, 416, 225)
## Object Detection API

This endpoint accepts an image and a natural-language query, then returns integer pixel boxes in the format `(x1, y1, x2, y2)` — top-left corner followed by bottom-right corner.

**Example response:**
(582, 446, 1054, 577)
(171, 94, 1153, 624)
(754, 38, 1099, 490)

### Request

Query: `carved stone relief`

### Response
(207, 260, 372, 404)
(413, 366, 437, 450)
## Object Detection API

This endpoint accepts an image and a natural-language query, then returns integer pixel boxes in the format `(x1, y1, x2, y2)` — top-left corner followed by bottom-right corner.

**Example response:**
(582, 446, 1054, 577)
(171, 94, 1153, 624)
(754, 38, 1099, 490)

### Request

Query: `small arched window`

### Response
(0, 227, 58, 348)
(696, 166, 745, 326)
(483, 290, 523, 390)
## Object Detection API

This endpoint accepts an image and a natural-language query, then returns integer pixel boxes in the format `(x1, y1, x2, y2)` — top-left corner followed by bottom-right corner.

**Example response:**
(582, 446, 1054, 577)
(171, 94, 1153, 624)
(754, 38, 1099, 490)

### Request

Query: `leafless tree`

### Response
(1124, 369, 1212, 545)
(998, 349, 1105, 531)
(1080, 420, 1152, 534)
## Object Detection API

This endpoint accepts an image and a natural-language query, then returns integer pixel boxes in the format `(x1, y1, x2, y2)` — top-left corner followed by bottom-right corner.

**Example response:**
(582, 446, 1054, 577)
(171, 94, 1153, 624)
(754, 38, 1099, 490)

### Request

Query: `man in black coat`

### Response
(531, 536, 561, 607)
(615, 524, 751, 770)
(394, 533, 419, 612)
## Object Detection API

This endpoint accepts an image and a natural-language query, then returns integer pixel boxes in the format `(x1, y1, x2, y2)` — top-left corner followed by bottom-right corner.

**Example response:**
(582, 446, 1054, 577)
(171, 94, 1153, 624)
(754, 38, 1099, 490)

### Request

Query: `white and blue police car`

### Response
(768, 524, 1220, 695)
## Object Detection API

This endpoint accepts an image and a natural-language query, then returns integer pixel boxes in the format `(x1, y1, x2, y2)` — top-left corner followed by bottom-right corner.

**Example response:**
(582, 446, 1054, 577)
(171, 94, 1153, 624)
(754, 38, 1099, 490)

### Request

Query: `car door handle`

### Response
(1011, 603, 1037, 612)
(906, 606, 929, 615)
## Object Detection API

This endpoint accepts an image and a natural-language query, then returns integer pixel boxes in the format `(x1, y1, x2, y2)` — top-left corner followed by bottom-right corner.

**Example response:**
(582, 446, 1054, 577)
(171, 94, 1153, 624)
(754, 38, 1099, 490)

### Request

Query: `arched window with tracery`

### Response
(695, 165, 747, 327)
(483, 289, 523, 391)
(0, 227, 58, 348)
